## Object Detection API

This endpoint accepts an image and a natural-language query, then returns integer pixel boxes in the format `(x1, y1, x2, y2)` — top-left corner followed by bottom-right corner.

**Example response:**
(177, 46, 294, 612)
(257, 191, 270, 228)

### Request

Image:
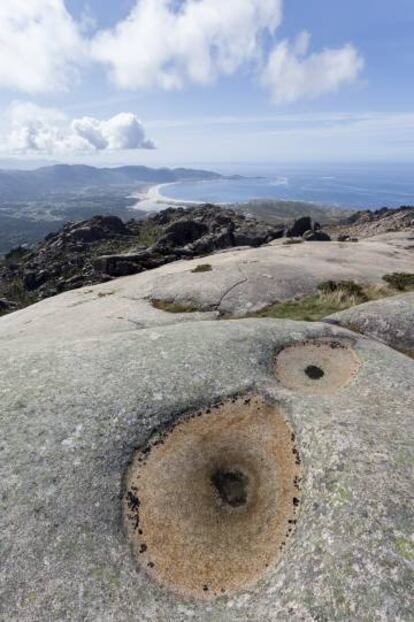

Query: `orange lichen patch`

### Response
(123, 395, 301, 599)
(274, 338, 361, 394)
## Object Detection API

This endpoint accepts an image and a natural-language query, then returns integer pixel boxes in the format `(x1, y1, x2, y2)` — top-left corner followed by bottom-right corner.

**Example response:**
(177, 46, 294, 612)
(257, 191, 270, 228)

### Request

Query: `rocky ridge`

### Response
(327, 205, 414, 239)
(0, 205, 328, 314)
(1, 204, 413, 317)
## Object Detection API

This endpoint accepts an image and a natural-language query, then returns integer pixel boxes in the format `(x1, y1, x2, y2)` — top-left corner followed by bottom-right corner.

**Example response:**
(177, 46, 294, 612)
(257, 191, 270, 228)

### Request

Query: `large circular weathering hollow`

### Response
(123, 395, 301, 599)
(274, 338, 361, 394)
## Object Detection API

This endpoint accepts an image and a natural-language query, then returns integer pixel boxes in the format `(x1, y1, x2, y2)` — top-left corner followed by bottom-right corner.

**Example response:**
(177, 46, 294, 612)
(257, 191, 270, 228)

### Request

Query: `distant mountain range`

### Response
(0, 164, 222, 201)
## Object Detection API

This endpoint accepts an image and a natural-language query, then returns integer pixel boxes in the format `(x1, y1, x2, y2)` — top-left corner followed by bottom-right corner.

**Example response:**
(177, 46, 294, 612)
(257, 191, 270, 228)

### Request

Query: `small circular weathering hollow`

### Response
(274, 338, 361, 394)
(123, 395, 301, 599)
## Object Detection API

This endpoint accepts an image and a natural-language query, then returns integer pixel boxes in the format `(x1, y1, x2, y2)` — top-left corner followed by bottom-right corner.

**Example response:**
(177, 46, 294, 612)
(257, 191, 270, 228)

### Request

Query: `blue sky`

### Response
(1, 0, 414, 167)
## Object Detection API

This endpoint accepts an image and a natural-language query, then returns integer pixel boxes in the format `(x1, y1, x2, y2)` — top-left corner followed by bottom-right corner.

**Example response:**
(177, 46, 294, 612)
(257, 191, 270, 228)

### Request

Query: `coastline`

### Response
(131, 182, 204, 212)
(131, 180, 328, 213)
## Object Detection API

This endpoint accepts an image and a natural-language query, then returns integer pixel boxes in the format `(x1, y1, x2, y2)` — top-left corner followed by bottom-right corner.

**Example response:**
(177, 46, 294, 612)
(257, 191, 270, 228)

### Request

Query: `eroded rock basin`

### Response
(0, 314, 413, 621)
(124, 395, 301, 599)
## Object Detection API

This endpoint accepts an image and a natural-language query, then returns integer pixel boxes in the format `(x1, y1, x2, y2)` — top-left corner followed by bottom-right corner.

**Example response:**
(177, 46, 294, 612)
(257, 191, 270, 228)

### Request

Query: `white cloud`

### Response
(262, 32, 364, 104)
(0, 0, 85, 93)
(0, 0, 364, 106)
(91, 0, 283, 90)
(6, 103, 155, 154)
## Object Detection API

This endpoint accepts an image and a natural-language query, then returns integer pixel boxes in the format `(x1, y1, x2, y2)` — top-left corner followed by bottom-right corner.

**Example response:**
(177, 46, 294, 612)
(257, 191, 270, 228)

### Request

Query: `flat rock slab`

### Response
(1, 310, 413, 621)
(1, 236, 412, 348)
(148, 237, 413, 315)
(326, 291, 414, 356)
(0, 279, 217, 347)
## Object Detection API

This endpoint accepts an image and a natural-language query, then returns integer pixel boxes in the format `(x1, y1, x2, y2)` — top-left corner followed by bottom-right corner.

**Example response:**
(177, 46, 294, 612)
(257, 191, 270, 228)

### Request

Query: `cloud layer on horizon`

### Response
(6, 103, 155, 154)
(0, 0, 364, 105)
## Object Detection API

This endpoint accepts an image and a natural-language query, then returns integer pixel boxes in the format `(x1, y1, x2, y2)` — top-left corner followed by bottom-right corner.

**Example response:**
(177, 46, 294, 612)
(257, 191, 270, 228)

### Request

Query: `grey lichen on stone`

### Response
(1, 293, 413, 620)
(325, 291, 414, 357)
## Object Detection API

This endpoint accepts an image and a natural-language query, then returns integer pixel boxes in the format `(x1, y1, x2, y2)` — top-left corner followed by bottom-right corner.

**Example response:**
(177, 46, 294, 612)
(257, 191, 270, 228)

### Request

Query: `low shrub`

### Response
(382, 273, 414, 291)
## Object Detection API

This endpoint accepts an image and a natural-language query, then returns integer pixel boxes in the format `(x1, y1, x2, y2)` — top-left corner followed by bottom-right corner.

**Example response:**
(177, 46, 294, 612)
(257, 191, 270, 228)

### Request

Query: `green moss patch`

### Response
(191, 264, 213, 273)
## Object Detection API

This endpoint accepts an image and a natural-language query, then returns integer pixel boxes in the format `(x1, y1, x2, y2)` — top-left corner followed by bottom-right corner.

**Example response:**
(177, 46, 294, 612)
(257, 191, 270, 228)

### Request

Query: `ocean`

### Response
(158, 163, 414, 210)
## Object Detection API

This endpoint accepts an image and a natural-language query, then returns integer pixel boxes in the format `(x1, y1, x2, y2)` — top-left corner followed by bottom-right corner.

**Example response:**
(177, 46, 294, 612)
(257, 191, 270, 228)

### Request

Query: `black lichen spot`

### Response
(304, 365, 325, 380)
(139, 543, 148, 554)
(148, 561, 155, 568)
(293, 497, 300, 507)
(203, 585, 209, 592)
(126, 491, 140, 512)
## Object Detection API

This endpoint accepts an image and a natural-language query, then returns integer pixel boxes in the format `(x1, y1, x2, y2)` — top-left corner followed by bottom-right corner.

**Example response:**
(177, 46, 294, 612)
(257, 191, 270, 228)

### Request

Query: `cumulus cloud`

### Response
(91, 0, 283, 89)
(0, 0, 85, 93)
(6, 103, 155, 154)
(0, 1, 364, 105)
(262, 32, 364, 104)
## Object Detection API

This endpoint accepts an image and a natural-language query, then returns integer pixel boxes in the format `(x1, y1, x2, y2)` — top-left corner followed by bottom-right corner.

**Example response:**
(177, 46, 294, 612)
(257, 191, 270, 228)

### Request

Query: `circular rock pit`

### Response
(274, 338, 361, 394)
(123, 395, 301, 599)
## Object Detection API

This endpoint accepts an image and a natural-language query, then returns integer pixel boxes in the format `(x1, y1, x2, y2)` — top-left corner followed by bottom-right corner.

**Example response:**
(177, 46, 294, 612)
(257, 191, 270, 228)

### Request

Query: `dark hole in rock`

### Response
(211, 469, 249, 507)
(304, 365, 325, 380)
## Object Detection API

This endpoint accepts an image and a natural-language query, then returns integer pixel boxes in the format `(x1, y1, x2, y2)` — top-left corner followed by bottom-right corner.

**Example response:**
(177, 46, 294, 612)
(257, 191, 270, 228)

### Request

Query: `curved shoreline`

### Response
(132, 182, 205, 212)
(132, 180, 326, 213)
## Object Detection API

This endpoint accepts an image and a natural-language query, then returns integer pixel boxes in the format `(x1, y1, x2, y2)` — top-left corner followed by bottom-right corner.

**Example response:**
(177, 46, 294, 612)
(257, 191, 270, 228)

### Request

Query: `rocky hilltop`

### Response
(0, 205, 327, 313)
(1, 203, 413, 316)
(327, 204, 414, 239)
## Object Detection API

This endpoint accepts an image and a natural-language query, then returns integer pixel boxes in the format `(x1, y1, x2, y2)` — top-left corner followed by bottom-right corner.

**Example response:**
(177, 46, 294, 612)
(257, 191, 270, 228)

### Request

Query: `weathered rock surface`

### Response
(326, 291, 414, 356)
(2, 204, 413, 316)
(147, 234, 414, 316)
(1, 219, 414, 620)
(328, 205, 414, 240)
(1, 292, 413, 621)
(0, 206, 284, 313)
(0, 234, 412, 349)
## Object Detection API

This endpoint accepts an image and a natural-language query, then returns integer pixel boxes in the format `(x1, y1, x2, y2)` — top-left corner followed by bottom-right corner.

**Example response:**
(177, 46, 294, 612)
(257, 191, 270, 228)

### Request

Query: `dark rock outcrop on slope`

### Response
(3, 204, 412, 317)
(327, 205, 414, 239)
(0, 205, 284, 313)
(287, 216, 331, 241)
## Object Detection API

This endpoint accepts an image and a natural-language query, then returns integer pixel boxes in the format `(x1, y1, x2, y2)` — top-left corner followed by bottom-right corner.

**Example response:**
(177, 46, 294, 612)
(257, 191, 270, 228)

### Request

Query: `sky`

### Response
(0, 0, 414, 168)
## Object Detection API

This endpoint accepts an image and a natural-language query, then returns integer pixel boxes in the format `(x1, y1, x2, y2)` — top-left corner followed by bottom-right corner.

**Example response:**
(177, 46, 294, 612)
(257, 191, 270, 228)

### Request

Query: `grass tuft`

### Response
(237, 280, 401, 322)
(317, 280, 366, 299)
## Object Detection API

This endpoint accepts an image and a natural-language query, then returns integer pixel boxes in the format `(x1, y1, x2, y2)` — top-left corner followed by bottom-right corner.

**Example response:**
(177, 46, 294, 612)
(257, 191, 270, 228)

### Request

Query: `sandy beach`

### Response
(130, 182, 203, 212)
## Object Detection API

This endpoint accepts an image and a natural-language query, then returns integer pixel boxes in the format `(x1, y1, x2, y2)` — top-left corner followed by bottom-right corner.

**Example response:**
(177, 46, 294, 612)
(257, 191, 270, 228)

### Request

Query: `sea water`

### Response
(159, 163, 414, 210)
